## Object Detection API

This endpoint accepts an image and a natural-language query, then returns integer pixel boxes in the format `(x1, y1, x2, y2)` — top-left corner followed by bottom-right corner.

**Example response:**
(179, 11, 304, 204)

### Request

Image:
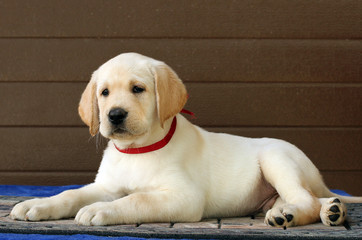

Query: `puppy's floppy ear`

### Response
(153, 62, 188, 127)
(78, 71, 99, 136)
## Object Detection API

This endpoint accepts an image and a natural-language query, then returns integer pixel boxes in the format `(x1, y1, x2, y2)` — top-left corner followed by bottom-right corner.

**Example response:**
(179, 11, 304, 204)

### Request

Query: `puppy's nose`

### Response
(108, 108, 128, 125)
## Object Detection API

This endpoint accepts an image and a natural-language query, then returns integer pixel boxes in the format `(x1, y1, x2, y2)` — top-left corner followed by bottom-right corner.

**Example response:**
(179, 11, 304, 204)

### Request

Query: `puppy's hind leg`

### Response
(260, 148, 322, 227)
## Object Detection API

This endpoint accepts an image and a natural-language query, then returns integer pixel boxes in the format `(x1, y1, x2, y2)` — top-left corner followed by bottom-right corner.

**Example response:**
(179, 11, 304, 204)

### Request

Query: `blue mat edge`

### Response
(0, 233, 173, 240)
(0, 184, 352, 197)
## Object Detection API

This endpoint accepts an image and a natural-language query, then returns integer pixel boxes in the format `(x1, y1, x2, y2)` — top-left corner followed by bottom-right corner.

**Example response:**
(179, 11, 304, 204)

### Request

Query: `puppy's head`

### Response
(78, 53, 187, 142)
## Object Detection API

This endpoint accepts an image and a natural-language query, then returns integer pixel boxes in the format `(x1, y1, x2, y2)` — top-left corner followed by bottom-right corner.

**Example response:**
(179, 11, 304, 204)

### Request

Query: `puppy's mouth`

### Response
(108, 125, 147, 140)
(110, 126, 141, 138)
(111, 127, 129, 135)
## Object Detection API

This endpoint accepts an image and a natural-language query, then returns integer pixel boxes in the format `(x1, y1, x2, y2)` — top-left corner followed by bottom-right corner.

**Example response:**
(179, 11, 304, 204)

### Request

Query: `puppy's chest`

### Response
(96, 154, 168, 193)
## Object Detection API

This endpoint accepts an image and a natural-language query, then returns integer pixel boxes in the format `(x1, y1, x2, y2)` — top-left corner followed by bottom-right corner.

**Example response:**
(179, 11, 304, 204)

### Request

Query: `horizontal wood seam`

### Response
(1, 82, 362, 86)
(1, 170, 360, 173)
(0, 36, 362, 40)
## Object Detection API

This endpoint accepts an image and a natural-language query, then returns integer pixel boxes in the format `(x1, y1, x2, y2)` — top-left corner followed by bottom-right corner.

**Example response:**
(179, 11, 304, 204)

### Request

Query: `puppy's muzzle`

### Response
(108, 108, 128, 126)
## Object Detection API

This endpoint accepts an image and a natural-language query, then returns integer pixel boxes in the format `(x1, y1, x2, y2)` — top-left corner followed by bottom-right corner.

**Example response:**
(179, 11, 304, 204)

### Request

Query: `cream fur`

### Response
(11, 53, 362, 227)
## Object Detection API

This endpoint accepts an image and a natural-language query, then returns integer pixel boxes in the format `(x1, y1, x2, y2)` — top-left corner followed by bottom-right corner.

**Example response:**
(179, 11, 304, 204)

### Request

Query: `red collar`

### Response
(114, 116, 177, 154)
(114, 109, 195, 154)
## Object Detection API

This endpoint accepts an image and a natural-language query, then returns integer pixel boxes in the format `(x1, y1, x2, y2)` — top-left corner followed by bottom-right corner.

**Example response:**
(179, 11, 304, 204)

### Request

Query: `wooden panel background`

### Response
(0, 0, 361, 195)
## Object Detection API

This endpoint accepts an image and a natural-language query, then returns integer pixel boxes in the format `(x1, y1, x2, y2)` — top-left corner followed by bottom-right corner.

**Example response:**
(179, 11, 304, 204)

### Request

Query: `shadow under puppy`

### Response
(11, 53, 362, 227)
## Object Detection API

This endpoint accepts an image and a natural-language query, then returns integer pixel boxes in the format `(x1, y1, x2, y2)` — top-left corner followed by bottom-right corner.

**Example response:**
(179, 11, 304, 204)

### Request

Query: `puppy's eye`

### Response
(132, 86, 145, 94)
(101, 89, 109, 96)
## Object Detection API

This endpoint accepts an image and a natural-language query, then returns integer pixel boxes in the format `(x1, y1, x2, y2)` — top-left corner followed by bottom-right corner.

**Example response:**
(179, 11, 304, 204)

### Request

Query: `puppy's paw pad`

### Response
(320, 198, 346, 226)
(274, 217, 285, 225)
(265, 207, 295, 228)
(285, 214, 294, 222)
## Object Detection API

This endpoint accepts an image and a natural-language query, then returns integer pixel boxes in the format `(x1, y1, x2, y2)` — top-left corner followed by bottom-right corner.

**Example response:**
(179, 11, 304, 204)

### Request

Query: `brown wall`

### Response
(0, 1, 361, 195)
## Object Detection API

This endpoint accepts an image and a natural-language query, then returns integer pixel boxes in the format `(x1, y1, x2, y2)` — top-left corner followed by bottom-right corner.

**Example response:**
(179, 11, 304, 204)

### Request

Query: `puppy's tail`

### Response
(332, 195, 362, 204)
(320, 186, 362, 203)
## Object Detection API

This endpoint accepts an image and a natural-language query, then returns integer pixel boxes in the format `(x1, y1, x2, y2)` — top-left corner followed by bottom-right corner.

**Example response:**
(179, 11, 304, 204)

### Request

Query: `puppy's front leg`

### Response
(75, 191, 204, 226)
(11, 183, 116, 221)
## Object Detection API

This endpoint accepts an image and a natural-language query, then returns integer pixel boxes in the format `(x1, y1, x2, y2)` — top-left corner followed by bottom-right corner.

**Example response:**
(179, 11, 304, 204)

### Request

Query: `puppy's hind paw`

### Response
(265, 206, 295, 228)
(320, 198, 347, 226)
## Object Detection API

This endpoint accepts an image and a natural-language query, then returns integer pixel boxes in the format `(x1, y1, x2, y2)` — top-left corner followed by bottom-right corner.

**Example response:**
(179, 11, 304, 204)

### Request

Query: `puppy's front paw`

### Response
(265, 205, 295, 228)
(75, 202, 116, 226)
(320, 198, 346, 226)
(10, 198, 53, 221)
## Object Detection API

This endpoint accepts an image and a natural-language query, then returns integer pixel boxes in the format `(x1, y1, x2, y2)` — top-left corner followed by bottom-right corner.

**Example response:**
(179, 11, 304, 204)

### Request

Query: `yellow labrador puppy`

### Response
(11, 53, 362, 227)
